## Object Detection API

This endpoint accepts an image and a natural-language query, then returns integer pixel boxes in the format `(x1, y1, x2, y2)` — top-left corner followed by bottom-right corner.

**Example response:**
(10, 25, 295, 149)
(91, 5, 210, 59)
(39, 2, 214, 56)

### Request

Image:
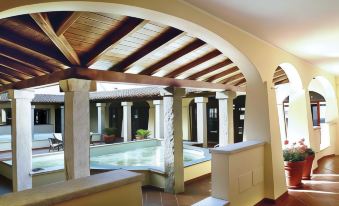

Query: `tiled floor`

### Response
(0, 154, 338, 206)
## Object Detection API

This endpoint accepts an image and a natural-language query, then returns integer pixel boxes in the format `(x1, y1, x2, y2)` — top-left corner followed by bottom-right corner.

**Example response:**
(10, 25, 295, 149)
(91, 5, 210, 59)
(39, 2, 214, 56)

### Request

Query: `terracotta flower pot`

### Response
(135, 135, 144, 140)
(284, 160, 305, 189)
(302, 155, 315, 180)
(103, 134, 115, 144)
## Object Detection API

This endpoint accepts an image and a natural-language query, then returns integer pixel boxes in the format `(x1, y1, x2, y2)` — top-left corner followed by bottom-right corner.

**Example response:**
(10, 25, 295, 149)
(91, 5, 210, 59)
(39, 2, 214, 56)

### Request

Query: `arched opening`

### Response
(109, 102, 123, 136)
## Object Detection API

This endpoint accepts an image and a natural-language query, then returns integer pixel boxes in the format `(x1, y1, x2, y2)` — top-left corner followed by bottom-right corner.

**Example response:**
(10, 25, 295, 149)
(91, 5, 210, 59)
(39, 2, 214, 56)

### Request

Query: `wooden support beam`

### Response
(0, 65, 31, 80)
(0, 79, 10, 85)
(140, 39, 206, 75)
(0, 68, 245, 92)
(234, 78, 246, 86)
(205, 66, 239, 82)
(186, 59, 233, 80)
(0, 44, 61, 73)
(164, 49, 222, 78)
(273, 75, 289, 84)
(0, 26, 70, 65)
(220, 73, 244, 84)
(273, 69, 286, 79)
(30, 13, 81, 65)
(0, 72, 19, 83)
(110, 27, 184, 72)
(55, 12, 81, 36)
(275, 78, 289, 85)
(82, 17, 146, 67)
(0, 55, 46, 76)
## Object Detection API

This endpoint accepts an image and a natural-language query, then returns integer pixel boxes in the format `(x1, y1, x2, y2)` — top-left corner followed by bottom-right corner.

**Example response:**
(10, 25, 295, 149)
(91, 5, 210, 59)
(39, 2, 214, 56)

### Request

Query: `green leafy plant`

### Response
(103, 128, 117, 136)
(136, 129, 151, 139)
(283, 138, 314, 162)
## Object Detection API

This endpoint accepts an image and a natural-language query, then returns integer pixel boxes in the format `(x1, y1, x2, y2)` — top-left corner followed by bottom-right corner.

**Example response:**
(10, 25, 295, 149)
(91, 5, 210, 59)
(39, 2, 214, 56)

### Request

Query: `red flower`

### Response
(284, 139, 289, 145)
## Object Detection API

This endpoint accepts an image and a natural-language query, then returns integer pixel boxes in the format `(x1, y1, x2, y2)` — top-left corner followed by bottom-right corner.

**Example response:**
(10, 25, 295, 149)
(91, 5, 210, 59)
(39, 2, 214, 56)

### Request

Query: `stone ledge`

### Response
(0, 169, 143, 206)
(211, 140, 265, 154)
(192, 197, 230, 206)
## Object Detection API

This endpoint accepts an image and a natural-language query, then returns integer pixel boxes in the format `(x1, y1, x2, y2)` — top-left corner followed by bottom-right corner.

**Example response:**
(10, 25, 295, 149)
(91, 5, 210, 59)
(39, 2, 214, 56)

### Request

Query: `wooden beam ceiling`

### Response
(220, 73, 244, 84)
(55, 12, 82, 36)
(82, 17, 146, 67)
(234, 78, 246, 86)
(0, 65, 30, 80)
(30, 13, 81, 65)
(186, 59, 233, 80)
(0, 72, 19, 83)
(164, 49, 222, 78)
(110, 27, 184, 72)
(0, 26, 69, 64)
(204, 66, 239, 82)
(0, 44, 61, 73)
(140, 38, 206, 75)
(0, 55, 46, 76)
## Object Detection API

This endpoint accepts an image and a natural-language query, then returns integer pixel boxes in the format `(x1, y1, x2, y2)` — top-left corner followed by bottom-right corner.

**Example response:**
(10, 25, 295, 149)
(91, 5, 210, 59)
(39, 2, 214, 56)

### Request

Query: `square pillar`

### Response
(31, 105, 35, 140)
(60, 79, 96, 180)
(153, 100, 164, 139)
(147, 101, 155, 138)
(162, 87, 185, 193)
(8, 89, 35, 192)
(216, 91, 235, 147)
(60, 105, 65, 137)
(121, 102, 133, 141)
(96, 103, 106, 134)
(194, 97, 208, 147)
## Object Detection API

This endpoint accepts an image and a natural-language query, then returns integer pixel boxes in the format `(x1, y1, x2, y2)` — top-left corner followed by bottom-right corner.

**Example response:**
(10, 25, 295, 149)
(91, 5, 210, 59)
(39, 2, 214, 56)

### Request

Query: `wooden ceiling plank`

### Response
(0, 55, 44, 76)
(140, 38, 206, 75)
(30, 13, 81, 65)
(205, 66, 239, 82)
(82, 17, 147, 66)
(273, 75, 289, 83)
(273, 69, 286, 79)
(55, 12, 82, 36)
(0, 65, 31, 80)
(164, 49, 222, 78)
(234, 78, 246, 86)
(0, 26, 69, 65)
(0, 71, 19, 83)
(220, 73, 244, 84)
(275, 78, 289, 85)
(110, 27, 184, 72)
(0, 78, 10, 85)
(0, 44, 60, 73)
(186, 59, 233, 80)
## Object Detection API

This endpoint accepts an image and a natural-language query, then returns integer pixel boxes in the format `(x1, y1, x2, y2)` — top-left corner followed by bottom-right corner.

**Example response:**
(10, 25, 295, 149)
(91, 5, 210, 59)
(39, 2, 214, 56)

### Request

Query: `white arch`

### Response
(278, 63, 303, 90)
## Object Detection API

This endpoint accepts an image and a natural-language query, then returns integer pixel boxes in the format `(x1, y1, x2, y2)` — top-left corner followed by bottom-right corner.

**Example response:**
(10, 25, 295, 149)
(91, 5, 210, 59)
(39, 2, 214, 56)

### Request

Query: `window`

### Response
(208, 108, 218, 119)
(34, 109, 49, 125)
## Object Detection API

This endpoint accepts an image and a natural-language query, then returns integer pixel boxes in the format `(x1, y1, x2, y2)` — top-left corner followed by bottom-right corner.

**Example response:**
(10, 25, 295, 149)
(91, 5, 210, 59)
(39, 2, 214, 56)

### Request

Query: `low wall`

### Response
(210, 140, 265, 206)
(0, 170, 144, 206)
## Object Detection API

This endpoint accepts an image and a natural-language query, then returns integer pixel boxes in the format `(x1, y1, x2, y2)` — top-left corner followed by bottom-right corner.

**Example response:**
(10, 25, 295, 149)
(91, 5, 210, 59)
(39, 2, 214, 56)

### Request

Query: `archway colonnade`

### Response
(0, 0, 339, 201)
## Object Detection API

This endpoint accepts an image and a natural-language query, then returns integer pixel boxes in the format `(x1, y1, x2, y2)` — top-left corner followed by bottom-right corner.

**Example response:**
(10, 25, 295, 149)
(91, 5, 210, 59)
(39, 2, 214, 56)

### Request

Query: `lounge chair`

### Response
(48, 138, 63, 152)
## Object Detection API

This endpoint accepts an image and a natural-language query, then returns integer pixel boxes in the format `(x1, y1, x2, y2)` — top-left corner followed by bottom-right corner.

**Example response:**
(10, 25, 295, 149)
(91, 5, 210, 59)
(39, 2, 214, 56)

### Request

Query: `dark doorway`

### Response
(109, 102, 123, 137)
(55, 107, 61, 133)
(132, 101, 150, 139)
(233, 95, 246, 143)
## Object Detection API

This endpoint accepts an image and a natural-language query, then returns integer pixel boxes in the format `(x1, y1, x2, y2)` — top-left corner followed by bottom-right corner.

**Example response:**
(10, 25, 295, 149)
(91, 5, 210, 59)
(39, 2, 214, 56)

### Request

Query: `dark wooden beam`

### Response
(220, 73, 244, 84)
(0, 71, 19, 83)
(110, 27, 184, 72)
(186, 59, 233, 80)
(0, 79, 10, 85)
(204, 66, 239, 82)
(140, 39, 206, 75)
(273, 69, 286, 79)
(234, 78, 246, 86)
(0, 44, 61, 73)
(30, 13, 81, 65)
(0, 55, 46, 76)
(0, 67, 245, 92)
(0, 65, 31, 80)
(0, 26, 70, 65)
(273, 75, 289, 83)
(164, 49, 222, 78)
(82, 17, 146, 66)
(275, 78, 289, 85)
(55, 12, 81, 36)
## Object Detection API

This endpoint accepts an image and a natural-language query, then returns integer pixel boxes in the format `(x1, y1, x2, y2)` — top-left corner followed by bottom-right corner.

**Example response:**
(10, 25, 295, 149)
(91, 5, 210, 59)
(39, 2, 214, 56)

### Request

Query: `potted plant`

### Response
(283, 139, 306, 189)
(102, 128, 117, 144)
(135, 129, 151, 140)
(300, 138, 315, 180)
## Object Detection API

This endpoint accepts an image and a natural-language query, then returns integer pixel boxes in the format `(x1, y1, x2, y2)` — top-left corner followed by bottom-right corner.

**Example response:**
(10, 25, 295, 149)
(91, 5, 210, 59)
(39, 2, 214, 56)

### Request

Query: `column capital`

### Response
(160, 87, 186, 97)
(96, 103, 106, 107)
(216, 91, 236, 99)
(59, 79, 96, 92)
(153, 100, 163, 105)
(194, 97, 208, 103)
(8, 89, 35, 100)
(121, 102, 133, 107)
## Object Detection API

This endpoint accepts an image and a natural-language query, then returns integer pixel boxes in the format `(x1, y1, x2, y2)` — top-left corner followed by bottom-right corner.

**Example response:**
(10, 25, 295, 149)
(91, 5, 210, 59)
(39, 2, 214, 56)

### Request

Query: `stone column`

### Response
(147, 101, 155, 138)
(194, 97, 208, 147)
(121, 102, 133, 141)
(31, 105, 35, 140)
(60, 106, 65, 137)
(162, 87, 185, 193)
(96, 103, 106, 134)
(216, 91, 230, 147)
(8, 89, 35, 192)
(60, 79, 96, 180)
(153, 100, 164, 139)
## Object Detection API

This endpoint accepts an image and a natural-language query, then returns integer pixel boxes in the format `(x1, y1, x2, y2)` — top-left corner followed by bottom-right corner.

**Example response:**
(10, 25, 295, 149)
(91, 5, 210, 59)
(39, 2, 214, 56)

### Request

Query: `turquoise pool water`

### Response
(4, 145, 207, 171)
